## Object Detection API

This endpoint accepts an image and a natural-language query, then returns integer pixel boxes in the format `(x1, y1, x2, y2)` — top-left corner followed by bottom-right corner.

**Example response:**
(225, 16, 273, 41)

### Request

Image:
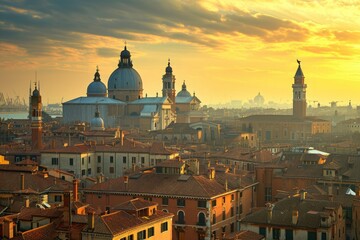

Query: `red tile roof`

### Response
(87, 171, 231, 199)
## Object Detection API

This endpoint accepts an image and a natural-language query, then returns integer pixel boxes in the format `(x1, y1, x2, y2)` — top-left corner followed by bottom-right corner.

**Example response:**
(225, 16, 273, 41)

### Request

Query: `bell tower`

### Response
(30, 82, 42, 150)
(162, 59, 176, 107)
(292, 60, 307, 119)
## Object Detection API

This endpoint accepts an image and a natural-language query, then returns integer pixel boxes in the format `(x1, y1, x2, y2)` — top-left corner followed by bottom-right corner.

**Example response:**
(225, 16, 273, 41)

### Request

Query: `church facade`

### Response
(63, 46, 206, 131)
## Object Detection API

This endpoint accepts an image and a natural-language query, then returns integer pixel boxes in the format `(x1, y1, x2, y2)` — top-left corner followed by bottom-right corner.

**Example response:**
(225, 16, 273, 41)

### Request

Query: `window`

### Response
(161, 222, 168, 232)
(81, 170, 85, 176)
(177, 199, 185, 207)
(88, 157, 90, 163)
(123, 156, 126, 164)
(137, 230, 146, 240)
(110, 156, 114, 163)
(285, 229, 293, 240)
(97, 156, 101, 163)
(87, 168, 91, 175)
(212, 200, 217, 207)
(308, 231, 317, 240)
(222, 209, 226, 220)
(132, 157, 136, 164)
(121, 238, 126, 240)
(54, 195, 62, 202)
(162, 197, 168, 206)
(141, 157, 145, 164)
(321, 232, 327, 240)
(109, 167, 114, 174)
(222, 197, 226, 204)
(82, 158, 84, 165)
(259, 227, 266, 237)
(198, 212, 206, 226)
(231, 194, 234, 201)
(265, 187, 272, 202)
(230, 223, 234, 233)
(148, 227, 154, 237)
(230, 207, 234, 217)
(69, 158, 73, 166)
(273, 228, 280, 240)
(51, 158, 58, 165)
(97, 167, 101, 173)
(212, 213, 216, 224)
(198, 200, 206, 208)
(177, 211, 185, 224)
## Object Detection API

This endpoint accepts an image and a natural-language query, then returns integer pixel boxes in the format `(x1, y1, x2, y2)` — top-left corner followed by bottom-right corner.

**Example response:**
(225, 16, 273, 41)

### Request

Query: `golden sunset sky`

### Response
(1, 0, 360, 106)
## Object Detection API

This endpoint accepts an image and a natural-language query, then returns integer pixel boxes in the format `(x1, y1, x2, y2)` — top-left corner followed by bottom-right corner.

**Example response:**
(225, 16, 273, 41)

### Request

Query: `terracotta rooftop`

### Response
(242, 196, 341, 229)
(86, 171, 231, 199)
(83, 210, 173, 236)
(0, 170, 72, 194)
(15, 222, 57, 240)
(113, 198, 157, 212)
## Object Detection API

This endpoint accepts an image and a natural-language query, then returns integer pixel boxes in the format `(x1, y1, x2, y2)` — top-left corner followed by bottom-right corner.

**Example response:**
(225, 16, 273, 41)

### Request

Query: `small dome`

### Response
(121, 46, 130, 58)
(254, 92, 265, 105)
(32, 88, 40, 97)
(90, 109, 105, 131)
(176, 81, 191, 97)
(165, 60, 172, 73)
(87, 68, 107, 97)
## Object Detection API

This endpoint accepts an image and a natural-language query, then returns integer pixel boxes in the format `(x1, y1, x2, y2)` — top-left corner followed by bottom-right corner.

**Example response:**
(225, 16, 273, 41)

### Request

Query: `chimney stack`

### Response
(73, 179, 78, 202)
(208, 167, 215, 180)
(300, 190, 306, 201)
(266, 203, 274, 223)
(88, 211, 95, 231)
(120, 130, 124, 146)
(3, 218, 14, 239)
(124, 176, 129, 191)
(20, 174, 24, 190)
(292, 210, 299, 225)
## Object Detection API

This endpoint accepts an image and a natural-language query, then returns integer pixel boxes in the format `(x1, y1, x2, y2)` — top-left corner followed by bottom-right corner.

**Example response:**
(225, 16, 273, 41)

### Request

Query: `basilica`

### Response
(62, 46, 207, 131)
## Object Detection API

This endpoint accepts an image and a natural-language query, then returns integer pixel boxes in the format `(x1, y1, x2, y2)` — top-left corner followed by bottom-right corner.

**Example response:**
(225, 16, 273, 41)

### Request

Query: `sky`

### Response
(1, 0, 360, 107)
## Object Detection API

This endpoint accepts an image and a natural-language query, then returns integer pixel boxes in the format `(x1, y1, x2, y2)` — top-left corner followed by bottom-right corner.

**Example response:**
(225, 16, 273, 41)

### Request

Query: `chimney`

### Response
(208, 167, 215, 180)
(292, 210, 299, 225)
(266, 203, 274, 223)
(73, 179, 78, 202)
(300, 190, 306, 201)
(120, 130, 124, 146)
(124, 176, 129, 191)
(88, 211, 95, 231)
(328, 185, 333, 195)
(24, 197, 30, 208)
(20, 174, 24, 190)
(3, 218, 14, 239)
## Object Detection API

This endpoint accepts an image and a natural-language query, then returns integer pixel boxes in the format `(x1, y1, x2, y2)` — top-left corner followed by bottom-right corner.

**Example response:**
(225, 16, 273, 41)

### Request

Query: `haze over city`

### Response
(1, 0, 360, 106)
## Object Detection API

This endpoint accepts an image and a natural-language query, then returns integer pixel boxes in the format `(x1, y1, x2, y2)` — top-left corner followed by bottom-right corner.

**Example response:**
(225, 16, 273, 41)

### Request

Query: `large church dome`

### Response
(87, 67, 107, 97)
(108, 46, 143, 102)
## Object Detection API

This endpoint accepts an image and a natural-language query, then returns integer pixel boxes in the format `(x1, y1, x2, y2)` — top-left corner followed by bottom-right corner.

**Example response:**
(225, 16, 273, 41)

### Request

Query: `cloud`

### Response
(0, 0, 314, 56)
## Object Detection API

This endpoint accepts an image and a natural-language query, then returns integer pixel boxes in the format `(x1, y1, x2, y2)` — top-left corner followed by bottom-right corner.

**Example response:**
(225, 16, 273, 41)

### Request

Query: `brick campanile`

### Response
(30, 82, 42, 150)
(292, 60, 307, 119)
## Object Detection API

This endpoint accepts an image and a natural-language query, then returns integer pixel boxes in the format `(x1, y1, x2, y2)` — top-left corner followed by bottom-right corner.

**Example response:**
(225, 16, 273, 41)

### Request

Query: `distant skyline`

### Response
(1, 0, 360, 107)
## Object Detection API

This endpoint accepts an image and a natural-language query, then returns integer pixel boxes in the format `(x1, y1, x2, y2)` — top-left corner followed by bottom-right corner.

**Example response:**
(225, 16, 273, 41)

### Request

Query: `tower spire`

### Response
(292, 59, 307, 119)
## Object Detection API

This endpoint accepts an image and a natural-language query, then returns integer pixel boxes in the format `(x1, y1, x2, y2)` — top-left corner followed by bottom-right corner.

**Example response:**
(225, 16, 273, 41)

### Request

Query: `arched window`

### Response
(177, 210, 185, 224)
(198, 212, 206, 226)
